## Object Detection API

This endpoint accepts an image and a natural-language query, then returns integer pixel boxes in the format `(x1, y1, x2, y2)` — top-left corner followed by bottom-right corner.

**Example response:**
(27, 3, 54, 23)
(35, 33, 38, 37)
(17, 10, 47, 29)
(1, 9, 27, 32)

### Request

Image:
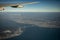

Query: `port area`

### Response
(0, 27, 23, 39)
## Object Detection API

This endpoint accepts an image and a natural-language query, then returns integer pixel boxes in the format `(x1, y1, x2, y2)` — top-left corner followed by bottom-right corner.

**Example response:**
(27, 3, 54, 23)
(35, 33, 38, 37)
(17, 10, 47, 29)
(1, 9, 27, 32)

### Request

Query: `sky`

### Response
(0, 0, 60, 12)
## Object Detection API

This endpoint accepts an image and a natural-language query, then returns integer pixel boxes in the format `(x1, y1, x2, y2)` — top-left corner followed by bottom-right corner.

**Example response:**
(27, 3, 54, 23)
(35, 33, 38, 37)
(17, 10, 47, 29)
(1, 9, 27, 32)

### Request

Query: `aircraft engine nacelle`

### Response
(11, 5, 24, 8)
(17, 5, 24, 8)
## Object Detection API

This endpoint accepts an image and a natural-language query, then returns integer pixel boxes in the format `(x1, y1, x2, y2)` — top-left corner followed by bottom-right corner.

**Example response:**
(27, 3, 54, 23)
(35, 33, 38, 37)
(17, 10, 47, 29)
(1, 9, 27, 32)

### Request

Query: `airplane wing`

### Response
(0, 2, 40, 7)
(0, 2, 40, 10)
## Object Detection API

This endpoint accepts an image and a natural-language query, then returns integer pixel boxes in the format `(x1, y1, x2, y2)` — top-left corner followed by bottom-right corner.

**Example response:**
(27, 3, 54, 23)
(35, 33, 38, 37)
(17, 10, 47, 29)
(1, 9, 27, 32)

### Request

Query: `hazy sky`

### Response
(0, 0, 60, 12)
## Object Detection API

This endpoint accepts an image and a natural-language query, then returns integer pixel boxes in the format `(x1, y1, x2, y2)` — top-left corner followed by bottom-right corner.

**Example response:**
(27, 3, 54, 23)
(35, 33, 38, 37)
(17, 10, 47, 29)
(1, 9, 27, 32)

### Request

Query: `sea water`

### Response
(0, 12, 60, 40)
